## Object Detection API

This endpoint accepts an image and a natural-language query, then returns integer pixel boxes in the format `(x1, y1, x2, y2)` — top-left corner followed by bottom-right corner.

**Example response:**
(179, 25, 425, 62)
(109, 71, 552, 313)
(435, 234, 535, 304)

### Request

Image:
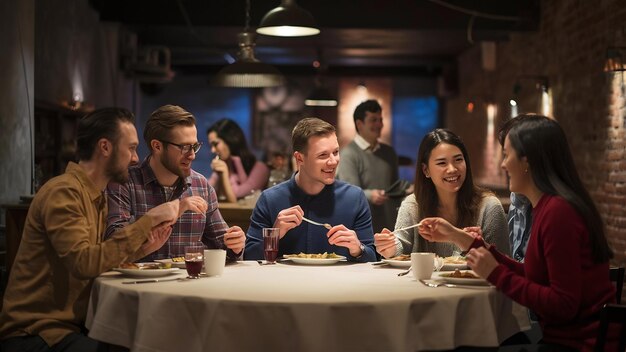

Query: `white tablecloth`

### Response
(86, 262, 529, 352)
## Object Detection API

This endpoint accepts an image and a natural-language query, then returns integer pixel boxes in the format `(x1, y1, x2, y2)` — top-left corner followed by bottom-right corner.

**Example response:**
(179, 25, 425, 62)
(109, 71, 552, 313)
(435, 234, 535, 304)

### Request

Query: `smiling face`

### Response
(501, 135, 532, 194)
(422, 142, 466, 196)
(207, 131, 231, 160)
(159, 125, 198, 179)
(295, 133, 340, 193)
(356, 111, 383, 144)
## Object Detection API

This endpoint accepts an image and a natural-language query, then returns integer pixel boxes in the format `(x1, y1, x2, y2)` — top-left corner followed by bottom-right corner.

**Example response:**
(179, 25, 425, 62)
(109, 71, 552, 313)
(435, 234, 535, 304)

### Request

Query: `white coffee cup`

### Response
(203, 249, 226, 276)
(411, 252, 435, 280)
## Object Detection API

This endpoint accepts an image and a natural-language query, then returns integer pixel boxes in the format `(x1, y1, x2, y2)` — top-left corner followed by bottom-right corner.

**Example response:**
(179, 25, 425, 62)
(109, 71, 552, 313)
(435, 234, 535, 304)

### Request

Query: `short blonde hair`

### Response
(292, 117, 336, 153)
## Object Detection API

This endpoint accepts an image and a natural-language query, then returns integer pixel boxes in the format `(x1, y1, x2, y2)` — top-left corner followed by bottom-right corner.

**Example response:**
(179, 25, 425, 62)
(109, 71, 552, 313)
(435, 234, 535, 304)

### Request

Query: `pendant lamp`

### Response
(214, 0, 285, 87)
(257, 0, 320, 37)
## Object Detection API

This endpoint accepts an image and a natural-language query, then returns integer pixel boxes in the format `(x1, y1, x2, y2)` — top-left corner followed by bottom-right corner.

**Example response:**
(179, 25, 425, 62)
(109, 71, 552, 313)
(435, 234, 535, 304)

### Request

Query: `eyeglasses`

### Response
(161, 140, 202, 154)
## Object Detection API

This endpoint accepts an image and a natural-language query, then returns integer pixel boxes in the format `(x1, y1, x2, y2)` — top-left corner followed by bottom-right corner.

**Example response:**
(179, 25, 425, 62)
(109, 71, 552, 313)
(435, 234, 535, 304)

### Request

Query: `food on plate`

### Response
(171, 257, 185, 262)
(119, 262, 139, 269)
(442, 256, 467, 265)
(119, 262, 169, 270)
(440, 269, 479, 279)
(284, 252, 341, 259)
(389, 254, 411, 261)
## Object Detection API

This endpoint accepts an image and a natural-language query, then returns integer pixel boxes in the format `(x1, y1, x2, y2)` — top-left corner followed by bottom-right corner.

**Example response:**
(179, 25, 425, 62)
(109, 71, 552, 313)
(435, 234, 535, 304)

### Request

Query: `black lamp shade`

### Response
(257, 0, 320, 37)
(305, 86, 337, 107)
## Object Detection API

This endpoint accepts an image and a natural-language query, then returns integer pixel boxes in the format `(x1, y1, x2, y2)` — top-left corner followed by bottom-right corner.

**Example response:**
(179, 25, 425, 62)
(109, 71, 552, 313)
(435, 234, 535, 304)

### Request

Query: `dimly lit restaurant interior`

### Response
(1, 0, 626, 351)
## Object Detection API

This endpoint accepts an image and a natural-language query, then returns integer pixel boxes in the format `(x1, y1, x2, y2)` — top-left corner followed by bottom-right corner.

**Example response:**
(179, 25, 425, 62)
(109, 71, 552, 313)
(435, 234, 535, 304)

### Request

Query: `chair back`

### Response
(610, 266, 624, 304)
(594, 303, 626, 352)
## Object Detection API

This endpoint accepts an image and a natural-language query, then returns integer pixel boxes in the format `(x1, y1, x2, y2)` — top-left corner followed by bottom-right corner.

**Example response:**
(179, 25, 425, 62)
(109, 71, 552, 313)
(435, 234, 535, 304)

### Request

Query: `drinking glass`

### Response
(184, 245, 205, 279)
(263, 228, 280, 264)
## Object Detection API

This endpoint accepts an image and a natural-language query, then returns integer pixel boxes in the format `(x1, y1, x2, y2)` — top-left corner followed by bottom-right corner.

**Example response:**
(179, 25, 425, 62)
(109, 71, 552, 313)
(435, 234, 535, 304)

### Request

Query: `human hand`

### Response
(141, 224, 172, 255)
(211, 158, 229, 175)
(223, 226, 245, 255)
(370, 189, 388, 205)
(327, 225, 362, 257)
(374, 228, 397, 258)
(465, 247, 498, 279)
(462, 226, 483, 238)
(147, 199, 180, 227)
(272, 205, 304, 238)
(179, 195, 208, 216)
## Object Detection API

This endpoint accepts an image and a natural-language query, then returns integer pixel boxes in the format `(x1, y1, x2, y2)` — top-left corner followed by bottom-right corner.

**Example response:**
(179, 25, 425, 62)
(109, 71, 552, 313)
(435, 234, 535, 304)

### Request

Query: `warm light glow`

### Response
(466, 102, 475, 113)
(486, 104, 496, 136)
(304, 99, 338, 107)
(509, 99, 517, 107)
(256, 26, 319, 37)
(541, 89, 552, 117)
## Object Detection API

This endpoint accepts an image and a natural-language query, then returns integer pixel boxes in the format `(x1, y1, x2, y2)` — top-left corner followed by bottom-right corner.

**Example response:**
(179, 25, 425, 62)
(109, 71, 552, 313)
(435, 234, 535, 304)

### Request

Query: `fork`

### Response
(302, 216, 332, 229)
(397, 267, 412, 276)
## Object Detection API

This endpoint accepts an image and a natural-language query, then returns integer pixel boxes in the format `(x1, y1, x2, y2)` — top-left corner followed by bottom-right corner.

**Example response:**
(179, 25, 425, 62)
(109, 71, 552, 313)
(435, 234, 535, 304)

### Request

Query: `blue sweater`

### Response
(244, 174, 376, 262)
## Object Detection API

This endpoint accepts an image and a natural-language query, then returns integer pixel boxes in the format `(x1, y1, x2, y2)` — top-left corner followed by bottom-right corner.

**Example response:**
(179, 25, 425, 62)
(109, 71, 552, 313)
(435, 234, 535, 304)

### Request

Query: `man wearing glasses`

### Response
(106, 105, 245, 261)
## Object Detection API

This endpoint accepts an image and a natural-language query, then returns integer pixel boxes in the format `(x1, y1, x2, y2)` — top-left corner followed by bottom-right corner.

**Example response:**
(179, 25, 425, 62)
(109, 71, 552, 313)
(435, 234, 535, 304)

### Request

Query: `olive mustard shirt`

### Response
(0, 162, 152, 346)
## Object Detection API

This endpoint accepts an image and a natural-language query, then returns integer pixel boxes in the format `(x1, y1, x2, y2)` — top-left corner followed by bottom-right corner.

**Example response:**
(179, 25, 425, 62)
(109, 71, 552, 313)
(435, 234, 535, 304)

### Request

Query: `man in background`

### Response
(337, 100, 406, 232)
(0, 108, 180, 351)
(106, 105, 245, 261)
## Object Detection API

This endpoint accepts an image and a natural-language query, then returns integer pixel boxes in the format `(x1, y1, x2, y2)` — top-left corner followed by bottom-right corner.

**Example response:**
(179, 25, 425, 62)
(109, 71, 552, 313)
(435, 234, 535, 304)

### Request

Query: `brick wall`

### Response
(446, 0, 626, 269)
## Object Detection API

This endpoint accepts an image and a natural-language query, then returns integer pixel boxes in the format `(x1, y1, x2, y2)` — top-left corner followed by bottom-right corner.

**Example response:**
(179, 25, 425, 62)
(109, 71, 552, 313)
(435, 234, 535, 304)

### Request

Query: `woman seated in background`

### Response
(207, 118, 269, 203)
(418, 115, 617, 351)
(374, 128, 510, 258)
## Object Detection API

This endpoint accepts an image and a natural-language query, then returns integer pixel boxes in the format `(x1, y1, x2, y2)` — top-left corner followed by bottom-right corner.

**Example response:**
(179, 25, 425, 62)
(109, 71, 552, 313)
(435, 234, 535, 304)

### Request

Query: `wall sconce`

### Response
(511, 75, 551, 117)
(605, 47, 626, 72)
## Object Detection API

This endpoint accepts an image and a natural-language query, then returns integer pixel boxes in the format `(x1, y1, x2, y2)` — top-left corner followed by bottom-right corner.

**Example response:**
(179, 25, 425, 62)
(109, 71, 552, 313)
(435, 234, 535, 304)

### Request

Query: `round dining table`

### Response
(86, 261, 530, 352)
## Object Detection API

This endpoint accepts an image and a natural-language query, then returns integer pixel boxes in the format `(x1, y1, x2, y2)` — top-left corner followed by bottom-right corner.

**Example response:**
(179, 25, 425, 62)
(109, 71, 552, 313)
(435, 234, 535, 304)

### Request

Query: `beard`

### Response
(160, 151, 190, 179)
(105, 146, 130, 184)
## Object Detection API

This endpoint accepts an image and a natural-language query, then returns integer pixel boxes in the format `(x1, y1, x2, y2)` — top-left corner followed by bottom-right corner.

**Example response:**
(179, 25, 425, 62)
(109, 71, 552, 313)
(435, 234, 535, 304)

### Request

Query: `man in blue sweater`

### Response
(244, 118, 376, 262)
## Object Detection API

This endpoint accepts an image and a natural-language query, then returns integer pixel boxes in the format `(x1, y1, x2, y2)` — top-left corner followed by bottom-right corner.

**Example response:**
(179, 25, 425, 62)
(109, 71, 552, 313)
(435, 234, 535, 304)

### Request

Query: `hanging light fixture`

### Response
(257, 0, 320, 37)
(305, 53, 337, 107)
(605, 47, 626, 72)
(214, 0, 285, 87)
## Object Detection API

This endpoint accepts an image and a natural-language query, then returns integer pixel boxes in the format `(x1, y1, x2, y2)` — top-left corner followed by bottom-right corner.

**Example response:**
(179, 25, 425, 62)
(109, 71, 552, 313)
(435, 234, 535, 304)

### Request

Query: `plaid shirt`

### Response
(106, 157, 239, 261)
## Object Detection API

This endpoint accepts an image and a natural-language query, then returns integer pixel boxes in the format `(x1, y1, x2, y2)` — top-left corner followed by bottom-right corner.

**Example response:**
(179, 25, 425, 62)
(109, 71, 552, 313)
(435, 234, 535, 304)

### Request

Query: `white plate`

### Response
(440, 263, 469, 271)
(114, 266, 181, 278)
(284, 255, 347, 265)
(381, 259, 411, 268)
(436, 271, 489, 286)
(154, 259, 186, 268)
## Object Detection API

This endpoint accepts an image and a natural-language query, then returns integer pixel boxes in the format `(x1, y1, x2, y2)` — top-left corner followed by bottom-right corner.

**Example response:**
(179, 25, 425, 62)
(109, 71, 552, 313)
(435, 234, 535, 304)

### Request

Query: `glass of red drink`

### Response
(184, 245, 204, 278)
(263, 228, 280, 264)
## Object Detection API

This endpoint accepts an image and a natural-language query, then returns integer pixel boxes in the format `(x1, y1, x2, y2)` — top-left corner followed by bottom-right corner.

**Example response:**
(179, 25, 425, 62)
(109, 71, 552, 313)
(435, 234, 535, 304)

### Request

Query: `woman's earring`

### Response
(524, 168, 528, 173)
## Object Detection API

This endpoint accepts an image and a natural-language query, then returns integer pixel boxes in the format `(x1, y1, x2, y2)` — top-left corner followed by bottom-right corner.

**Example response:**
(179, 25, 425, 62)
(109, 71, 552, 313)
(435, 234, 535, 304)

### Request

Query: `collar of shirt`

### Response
(510, 192, 530, 210)
(354, 133, 380, 152)
(139, 156, 192, 199)
(66, 161, 104, 203)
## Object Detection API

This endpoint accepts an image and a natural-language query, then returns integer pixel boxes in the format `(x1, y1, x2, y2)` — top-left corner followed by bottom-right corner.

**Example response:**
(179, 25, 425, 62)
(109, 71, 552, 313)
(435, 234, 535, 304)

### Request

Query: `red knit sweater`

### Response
(477, 194, 617, 351)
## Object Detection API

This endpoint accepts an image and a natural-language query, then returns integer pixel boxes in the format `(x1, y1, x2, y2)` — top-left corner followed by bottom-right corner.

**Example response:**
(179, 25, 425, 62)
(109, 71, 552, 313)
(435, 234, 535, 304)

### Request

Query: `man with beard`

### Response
(106, 105, 245, 261)
(0, 108, 181, 352)
(245, 118, 376, 262)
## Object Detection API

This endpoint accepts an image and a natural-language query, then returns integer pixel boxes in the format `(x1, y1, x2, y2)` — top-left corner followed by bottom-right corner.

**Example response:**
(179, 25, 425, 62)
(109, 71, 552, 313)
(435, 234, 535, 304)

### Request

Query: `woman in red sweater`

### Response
(418, 114, 617, 351)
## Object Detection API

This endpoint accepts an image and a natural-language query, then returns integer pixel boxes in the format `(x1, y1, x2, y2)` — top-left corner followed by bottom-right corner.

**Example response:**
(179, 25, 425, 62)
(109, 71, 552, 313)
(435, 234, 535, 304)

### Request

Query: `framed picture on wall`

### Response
(252, 109, 301, 156)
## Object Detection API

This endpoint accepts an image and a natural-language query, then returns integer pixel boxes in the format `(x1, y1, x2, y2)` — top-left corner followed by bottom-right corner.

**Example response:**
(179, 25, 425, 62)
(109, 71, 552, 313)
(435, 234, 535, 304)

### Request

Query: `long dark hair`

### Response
(506, 114, 613, 263)
(207, 118, 256, 174)
(414, 129, 487, 228)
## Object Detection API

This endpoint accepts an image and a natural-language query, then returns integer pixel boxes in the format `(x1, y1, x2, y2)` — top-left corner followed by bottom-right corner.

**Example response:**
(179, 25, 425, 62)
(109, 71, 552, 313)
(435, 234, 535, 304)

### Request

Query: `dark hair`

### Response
(291, 117, 336, 153)
(207, 118, 256, 174)
(76, 107, 135, 161)
(353, 100, 382, 130)
(497, 113, 538, 147)
(506, 114, 613, 263)
(145, 105, 196, 152)
(414, 128, 487, 228)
